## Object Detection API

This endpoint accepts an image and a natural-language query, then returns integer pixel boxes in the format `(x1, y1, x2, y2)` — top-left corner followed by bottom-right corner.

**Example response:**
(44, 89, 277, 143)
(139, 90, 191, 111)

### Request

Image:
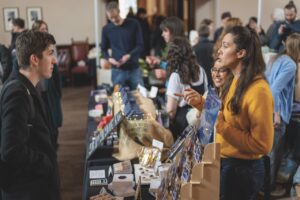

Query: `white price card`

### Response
(89, 169, 105, 179)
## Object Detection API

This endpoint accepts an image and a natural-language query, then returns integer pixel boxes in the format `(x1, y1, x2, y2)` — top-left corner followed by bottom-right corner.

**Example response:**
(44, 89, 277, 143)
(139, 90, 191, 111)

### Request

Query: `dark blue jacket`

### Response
(101, 18, 144, 70)
(270, 20, 300, 52)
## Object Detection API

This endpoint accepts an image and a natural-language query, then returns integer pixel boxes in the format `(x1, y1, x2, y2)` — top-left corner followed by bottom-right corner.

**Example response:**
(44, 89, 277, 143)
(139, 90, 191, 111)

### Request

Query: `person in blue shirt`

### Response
(270, 1, 300, 52)
(266, 33, 300, 193)
(101, 1, 144, 90)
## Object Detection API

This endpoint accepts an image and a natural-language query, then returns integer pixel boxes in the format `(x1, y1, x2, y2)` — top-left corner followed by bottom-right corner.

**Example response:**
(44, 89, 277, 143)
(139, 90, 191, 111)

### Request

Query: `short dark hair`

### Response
(137, 8, 146, 16)
(221, 12, 231, 20)
(12, 18, 25, 29)
(201, 18, 213, 26)
(16, 30, 56, 69)
(285, 1, 297, 13)
(249, 16, 257, 23)
(106, 1, 119, 12)
(198, 24, 210, 38)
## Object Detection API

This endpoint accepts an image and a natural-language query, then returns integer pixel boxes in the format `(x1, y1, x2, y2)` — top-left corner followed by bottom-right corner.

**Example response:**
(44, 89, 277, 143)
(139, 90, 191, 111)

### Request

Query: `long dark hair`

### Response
(160, 16, 184, 41)
(166, 37, 200, 84)
(226, 26, 266, 114)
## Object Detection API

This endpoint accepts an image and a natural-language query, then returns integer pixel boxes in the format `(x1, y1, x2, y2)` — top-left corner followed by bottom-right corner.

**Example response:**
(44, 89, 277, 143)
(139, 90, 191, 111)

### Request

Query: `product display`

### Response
(197, 88, 221, 148)
(90, 179, 108, 187)
(109, 174, 135, 197)
(134, 164, 160, 185)
(138, 147, 161, 168)
(89, 187, 123, 200)
(113, 160, 132, 174)
(84, 87, 221, 200)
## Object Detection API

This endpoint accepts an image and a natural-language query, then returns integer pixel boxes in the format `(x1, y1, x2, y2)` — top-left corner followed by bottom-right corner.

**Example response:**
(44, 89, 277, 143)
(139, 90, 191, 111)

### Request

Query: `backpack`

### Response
(0, 79, 35, 188)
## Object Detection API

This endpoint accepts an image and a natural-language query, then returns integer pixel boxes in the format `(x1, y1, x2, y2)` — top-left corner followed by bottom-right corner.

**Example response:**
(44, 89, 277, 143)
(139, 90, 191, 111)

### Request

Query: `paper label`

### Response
(89, 169, 105, 179)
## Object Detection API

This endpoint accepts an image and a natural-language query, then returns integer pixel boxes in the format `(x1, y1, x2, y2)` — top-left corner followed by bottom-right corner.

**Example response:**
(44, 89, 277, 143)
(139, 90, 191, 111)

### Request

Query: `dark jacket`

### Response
(0, 44, 12, 83)
(270, 19, 300, 52)
(101, 18, 144, 70)
(0, 71, 60, 200)
(193, 38, 214, 86)
(41, 64, 63, 130)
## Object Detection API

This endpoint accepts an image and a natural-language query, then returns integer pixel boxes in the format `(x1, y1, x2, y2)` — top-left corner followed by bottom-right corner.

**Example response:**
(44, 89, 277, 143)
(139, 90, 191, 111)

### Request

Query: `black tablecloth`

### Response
(83, 90, 155, 200)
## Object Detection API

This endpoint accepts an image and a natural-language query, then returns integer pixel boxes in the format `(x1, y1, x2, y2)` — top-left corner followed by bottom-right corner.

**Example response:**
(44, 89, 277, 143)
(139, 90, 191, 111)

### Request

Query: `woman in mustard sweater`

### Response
(215, 26, 274, 199)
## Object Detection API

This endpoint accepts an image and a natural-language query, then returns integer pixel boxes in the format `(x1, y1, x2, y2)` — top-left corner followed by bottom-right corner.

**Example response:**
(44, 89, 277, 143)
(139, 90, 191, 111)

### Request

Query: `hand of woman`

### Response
(183, 88, 203, 107)
(273, 112, 281, 127)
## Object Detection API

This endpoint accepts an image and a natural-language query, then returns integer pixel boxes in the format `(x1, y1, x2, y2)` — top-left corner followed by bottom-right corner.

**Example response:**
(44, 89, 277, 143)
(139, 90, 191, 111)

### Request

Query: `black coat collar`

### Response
(8, 70, 49, 123)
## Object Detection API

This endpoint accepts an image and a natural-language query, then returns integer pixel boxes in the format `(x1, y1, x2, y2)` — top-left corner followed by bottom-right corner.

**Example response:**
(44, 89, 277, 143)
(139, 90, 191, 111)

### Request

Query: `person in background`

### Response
(216, 26, 274, 200)
(263, 8, 285, 47)
(9, 18, 26, 74)
(183, 59, 232, 106)
(0, 44, 12, 84)
(213, 17, 243, 59)
(245, 16, 265, 44)
(135, 8, 151, 58)
(184, 59, 232, 126)
(101, 1, 144, 90)
(32, 20, 63, 150)
(150, 15, 166, 57)
(126, 6, 135, 19)
(200, 18, 214, 40)
(193, 23, 214, 86)
(270, 1, 300, 52)
(165, 37, 208, 138)
(146, 16, 184, 81)
(9, 18, 26, 53)
(0, 30, 60, 200)
(214, 11, 231, 42)
(265, 33, 300, 196)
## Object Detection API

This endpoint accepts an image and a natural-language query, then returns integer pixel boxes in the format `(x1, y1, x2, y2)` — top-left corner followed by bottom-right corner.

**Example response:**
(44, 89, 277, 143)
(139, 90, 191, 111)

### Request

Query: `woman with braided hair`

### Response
(165, 36, 208, 139)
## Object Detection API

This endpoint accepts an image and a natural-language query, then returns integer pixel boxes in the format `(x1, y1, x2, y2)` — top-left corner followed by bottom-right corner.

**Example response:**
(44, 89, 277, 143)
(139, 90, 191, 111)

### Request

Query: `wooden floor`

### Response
(57, 86, 92, 200)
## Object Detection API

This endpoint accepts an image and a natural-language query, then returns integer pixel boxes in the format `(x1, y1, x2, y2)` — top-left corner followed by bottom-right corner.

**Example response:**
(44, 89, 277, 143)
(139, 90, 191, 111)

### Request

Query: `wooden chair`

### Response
(70, 38, 90, 86)
(57, 48, 71, 86)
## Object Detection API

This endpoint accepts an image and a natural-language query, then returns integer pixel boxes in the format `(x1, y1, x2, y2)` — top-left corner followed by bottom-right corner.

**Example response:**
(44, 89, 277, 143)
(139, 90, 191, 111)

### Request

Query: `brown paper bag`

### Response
(112, 91, 174, 161)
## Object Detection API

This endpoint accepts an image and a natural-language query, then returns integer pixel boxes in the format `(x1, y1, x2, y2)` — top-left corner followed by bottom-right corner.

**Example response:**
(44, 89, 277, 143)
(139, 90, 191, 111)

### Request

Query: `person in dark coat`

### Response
(0, 31, 60, 200)
(213, 11, 231, 42)
(193, 24, 214, 86)
(135, 8, 151, 58)
(0, 44, 12, 83)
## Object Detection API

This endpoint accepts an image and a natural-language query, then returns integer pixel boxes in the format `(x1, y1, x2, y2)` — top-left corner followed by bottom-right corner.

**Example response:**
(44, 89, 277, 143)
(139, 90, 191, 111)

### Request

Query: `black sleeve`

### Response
(0, 44, 12, 83)
(0, 87, 53, 176)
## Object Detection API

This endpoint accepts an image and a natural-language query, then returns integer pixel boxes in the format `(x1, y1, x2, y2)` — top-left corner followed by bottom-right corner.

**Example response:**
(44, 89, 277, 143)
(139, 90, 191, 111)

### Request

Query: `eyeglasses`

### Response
(211, 67, 229, 74)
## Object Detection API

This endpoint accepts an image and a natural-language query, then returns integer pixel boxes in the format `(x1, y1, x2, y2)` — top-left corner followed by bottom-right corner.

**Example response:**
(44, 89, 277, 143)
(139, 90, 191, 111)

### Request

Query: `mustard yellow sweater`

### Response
(216, 76, 274, 159)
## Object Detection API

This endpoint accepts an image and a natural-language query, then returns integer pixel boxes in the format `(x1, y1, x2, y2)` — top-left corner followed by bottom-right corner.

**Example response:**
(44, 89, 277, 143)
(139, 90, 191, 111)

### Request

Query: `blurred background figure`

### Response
(193, 22, 214, 86)
(214, 11, 231, 42)
(135, 8, 151, 58)
(245, 16, 265, 44)
(270, 1, 300, 52)
(9, 18, 26, 53)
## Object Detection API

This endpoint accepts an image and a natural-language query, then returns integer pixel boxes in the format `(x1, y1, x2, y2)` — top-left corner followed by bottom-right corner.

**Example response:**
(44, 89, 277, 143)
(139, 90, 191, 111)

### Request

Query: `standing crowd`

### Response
(0, 0, 300, 199)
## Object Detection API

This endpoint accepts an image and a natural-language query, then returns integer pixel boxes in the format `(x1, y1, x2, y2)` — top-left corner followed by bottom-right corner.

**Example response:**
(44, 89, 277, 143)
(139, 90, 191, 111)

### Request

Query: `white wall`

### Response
(2, 0, 300, 46)
(0, 0, 107, 46)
